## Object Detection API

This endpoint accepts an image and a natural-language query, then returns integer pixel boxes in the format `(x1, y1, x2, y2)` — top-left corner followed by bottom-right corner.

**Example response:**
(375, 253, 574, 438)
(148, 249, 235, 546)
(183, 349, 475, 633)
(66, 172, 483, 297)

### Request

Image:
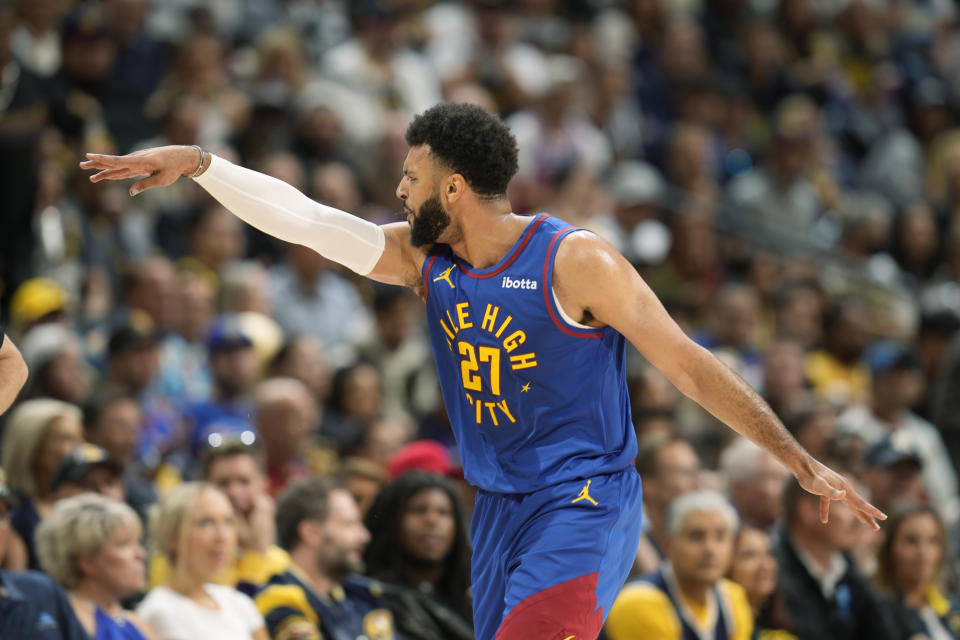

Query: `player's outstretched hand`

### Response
(796, 457, 887, 530)
(79, 145, 202, 196)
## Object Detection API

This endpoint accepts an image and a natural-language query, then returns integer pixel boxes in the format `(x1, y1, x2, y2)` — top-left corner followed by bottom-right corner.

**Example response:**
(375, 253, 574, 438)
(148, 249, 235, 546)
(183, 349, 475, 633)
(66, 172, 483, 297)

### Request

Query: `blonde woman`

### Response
(36, 494, 154, 640)
(1, 398, 84, 568)
(136, 483, 268, 640)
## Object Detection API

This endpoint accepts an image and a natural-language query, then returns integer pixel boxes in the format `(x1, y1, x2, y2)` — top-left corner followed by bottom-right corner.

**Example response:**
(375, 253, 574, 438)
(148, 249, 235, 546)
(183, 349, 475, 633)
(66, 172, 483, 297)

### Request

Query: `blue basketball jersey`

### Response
(421, 213, 638, 493)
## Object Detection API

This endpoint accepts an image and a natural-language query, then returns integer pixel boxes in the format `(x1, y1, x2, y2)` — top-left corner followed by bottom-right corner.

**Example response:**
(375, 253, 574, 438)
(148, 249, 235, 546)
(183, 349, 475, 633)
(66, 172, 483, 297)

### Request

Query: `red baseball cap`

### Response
(387, 440, 462, 479)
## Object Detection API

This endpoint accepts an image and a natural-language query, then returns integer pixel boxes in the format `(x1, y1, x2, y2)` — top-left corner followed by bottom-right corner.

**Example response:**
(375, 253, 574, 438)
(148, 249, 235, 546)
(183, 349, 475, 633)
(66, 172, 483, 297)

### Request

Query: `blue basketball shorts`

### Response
(470, 467, 644, 640)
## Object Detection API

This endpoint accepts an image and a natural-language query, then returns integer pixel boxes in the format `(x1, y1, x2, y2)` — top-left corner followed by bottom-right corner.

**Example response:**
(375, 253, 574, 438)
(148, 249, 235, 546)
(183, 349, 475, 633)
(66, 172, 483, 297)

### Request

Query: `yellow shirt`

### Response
(149, 545, 290, 591)
(605, 578, 753, 640)
(805, 350, 870, 406)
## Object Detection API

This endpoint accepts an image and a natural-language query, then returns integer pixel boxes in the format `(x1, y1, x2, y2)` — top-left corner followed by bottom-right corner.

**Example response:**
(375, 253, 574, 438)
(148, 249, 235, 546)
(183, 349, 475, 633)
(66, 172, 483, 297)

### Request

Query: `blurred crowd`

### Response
(0, 0, 959, 638)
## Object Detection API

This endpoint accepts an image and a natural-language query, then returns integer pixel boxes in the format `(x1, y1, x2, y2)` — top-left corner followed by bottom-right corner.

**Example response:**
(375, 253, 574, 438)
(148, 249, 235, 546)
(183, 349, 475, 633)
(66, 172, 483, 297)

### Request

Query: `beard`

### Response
(408, 194, 451, 247)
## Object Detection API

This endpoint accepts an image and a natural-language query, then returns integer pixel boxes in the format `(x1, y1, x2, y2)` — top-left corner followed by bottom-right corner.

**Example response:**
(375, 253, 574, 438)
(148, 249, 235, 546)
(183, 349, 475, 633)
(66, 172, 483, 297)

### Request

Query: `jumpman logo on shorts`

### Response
(571, 480, 598, 506)
(433, 265, 456, 289)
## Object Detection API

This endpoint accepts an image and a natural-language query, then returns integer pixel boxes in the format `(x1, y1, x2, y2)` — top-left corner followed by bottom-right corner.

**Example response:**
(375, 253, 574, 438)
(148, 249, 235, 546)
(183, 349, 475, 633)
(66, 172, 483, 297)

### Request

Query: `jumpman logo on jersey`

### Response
(571, 480, 598, 506)
(521, 382, 531, 392)
(433, 265, 456, 289)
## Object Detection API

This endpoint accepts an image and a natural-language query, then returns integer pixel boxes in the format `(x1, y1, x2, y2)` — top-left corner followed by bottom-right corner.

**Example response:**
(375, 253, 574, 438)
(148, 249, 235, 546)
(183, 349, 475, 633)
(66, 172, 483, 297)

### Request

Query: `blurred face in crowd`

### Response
(890, 512, 943, 591)
(791, 408, 837, 461)
(776, 287, 823, 348)
(729, 454, 789, 530)
(177, 489, 237, 581)
(273, 337, 330, 402)
(211, 345, 259, 399)
(189, 206, 245, 272)
(340, 364, 383, 423)
(206, 453, 265, 518)
(400, 488, 456, 566)
(127, 258, 180, 332)
(109, 344, 160, 394)
(314, 489, 370, 581)
(87, 398, 142, 465)
(645, 441, 700, 513)
(827, 304, 869, 362)
(178, 274, 215, 345)
(78, 522, 146, 599)
(58, 466, 125, 503)
(41, 341, 93, 405)
(763, 340, 806, 402)
(713, 286, 759, 350)
(729, 527, 778, 608)
(34, 416, 84, 493)
(668, 510, 734, 588)
(796, 493, 859, 552)
(342, 471, 382, 518)
(862, 460, 924, 515)
(256, 386, 317, 465)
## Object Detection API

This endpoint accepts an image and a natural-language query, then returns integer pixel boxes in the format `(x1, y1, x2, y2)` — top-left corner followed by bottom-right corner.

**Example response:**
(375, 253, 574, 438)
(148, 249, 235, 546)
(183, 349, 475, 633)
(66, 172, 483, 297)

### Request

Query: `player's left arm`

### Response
(553, 231, 886, 529)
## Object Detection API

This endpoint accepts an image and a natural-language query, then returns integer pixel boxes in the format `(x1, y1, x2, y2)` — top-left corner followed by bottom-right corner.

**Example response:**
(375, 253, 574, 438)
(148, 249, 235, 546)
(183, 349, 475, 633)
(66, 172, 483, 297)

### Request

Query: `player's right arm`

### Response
(79, 145, 426, 288)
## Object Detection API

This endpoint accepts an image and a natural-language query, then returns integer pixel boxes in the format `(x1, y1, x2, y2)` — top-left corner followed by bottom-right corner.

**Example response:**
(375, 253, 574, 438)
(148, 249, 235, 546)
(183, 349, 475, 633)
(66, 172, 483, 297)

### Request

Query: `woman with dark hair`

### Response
(364, 471, 474, 640)
(728, 526, 796, 640)
(875, 506, 960, 640)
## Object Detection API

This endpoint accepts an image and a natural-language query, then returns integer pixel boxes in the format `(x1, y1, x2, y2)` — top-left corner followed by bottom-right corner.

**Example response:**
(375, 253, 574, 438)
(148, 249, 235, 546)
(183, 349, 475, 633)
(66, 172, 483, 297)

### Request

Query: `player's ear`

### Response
(446, 174, 465, 204)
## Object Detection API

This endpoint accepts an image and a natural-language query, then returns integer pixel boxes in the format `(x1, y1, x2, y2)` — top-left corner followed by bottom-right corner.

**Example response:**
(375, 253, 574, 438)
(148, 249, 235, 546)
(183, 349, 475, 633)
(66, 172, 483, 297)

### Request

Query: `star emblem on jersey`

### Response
(433, 265, 456, 289)
(521, 382, 531, 392)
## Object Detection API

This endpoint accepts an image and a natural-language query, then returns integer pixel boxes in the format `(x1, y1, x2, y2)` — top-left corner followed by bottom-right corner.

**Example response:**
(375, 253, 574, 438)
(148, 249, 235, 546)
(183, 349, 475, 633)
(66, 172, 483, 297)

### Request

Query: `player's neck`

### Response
(449, 207, 526, 270)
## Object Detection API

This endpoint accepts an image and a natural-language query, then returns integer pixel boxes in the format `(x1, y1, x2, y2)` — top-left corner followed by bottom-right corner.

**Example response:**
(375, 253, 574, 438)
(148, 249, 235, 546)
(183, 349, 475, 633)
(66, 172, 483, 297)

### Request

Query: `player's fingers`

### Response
(129, 173, 168, 196)
(82, 153, 126, 168)
(820, 494, 830, 524)
(90, 168, 145, 183)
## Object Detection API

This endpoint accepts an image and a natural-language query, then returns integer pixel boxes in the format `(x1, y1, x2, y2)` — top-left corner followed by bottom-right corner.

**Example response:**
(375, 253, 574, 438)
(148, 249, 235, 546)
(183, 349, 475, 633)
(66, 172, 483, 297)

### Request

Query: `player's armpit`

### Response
(365, 222, 430, 289)
(552, 231, 706, 396)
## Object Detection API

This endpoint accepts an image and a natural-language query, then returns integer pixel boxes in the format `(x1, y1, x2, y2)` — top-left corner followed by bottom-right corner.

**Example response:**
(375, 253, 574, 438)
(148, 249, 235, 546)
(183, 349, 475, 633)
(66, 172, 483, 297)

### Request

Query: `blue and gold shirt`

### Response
(255, 568, 397, 640)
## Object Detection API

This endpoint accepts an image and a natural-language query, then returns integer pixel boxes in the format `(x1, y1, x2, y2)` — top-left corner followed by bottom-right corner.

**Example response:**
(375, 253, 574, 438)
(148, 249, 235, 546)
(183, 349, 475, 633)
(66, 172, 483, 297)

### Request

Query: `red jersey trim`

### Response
(542, 228, 604, 339)
(455, 213, 547, 279)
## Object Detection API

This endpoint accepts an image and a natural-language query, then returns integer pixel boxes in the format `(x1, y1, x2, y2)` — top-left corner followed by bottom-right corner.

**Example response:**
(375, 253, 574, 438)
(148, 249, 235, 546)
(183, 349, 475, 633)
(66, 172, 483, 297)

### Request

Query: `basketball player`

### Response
(81, 103, 884, 640)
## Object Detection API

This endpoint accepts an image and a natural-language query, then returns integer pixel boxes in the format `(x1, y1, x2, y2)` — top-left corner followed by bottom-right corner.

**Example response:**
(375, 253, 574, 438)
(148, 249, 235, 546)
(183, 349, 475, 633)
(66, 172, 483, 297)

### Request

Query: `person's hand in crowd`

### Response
(0, 334, 28, 415)
(238, 493, 276, 554)
(80, 145, 207, 196)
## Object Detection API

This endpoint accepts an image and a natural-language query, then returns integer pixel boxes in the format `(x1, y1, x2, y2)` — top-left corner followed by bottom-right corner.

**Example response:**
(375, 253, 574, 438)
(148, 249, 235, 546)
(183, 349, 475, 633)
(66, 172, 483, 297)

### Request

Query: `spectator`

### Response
(253, 377, 319, 496)
(0, 475, 26, 570)
(182, 314, 259, 457)
(605, 490, 753, 640)
(0, 330, 28, 414)
(35, 493, 153, 640)
(50, 443, 125, 502)
(339, 456, 386, 517)
(1, 398, 84, 569)
(267, 242, 374, 368)
(720, 437, 790, 532)
(874, 506, 960, 640)
(0, 568, 88, 640)
(255, 477, 399, 640)
(18, 324, 92, 405)
(364, 471, 474, 640)
(838, 341, 959, 526)
(634, 434, 701, 574)
(776, 476, 903, 640)
(762, 338, 811, 419)
(147, 439, 289, 596)
(136, 483, 267, 640)
(805, 298, 871, 407)
(82, 391, 157, 524)
(860, 434, 927, 517)
(728, 526, 793, 637)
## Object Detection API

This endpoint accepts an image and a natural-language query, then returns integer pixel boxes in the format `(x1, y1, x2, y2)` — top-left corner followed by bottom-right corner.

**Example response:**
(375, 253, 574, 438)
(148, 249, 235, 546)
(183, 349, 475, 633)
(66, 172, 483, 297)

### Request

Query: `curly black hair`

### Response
(405, 103, 518, 198)
(364, 472, 473, 623)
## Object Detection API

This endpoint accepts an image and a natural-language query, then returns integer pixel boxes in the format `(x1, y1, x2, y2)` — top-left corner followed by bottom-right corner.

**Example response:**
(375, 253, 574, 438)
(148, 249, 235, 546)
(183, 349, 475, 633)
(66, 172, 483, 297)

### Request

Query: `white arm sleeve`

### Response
(193, 154, 386, 275)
